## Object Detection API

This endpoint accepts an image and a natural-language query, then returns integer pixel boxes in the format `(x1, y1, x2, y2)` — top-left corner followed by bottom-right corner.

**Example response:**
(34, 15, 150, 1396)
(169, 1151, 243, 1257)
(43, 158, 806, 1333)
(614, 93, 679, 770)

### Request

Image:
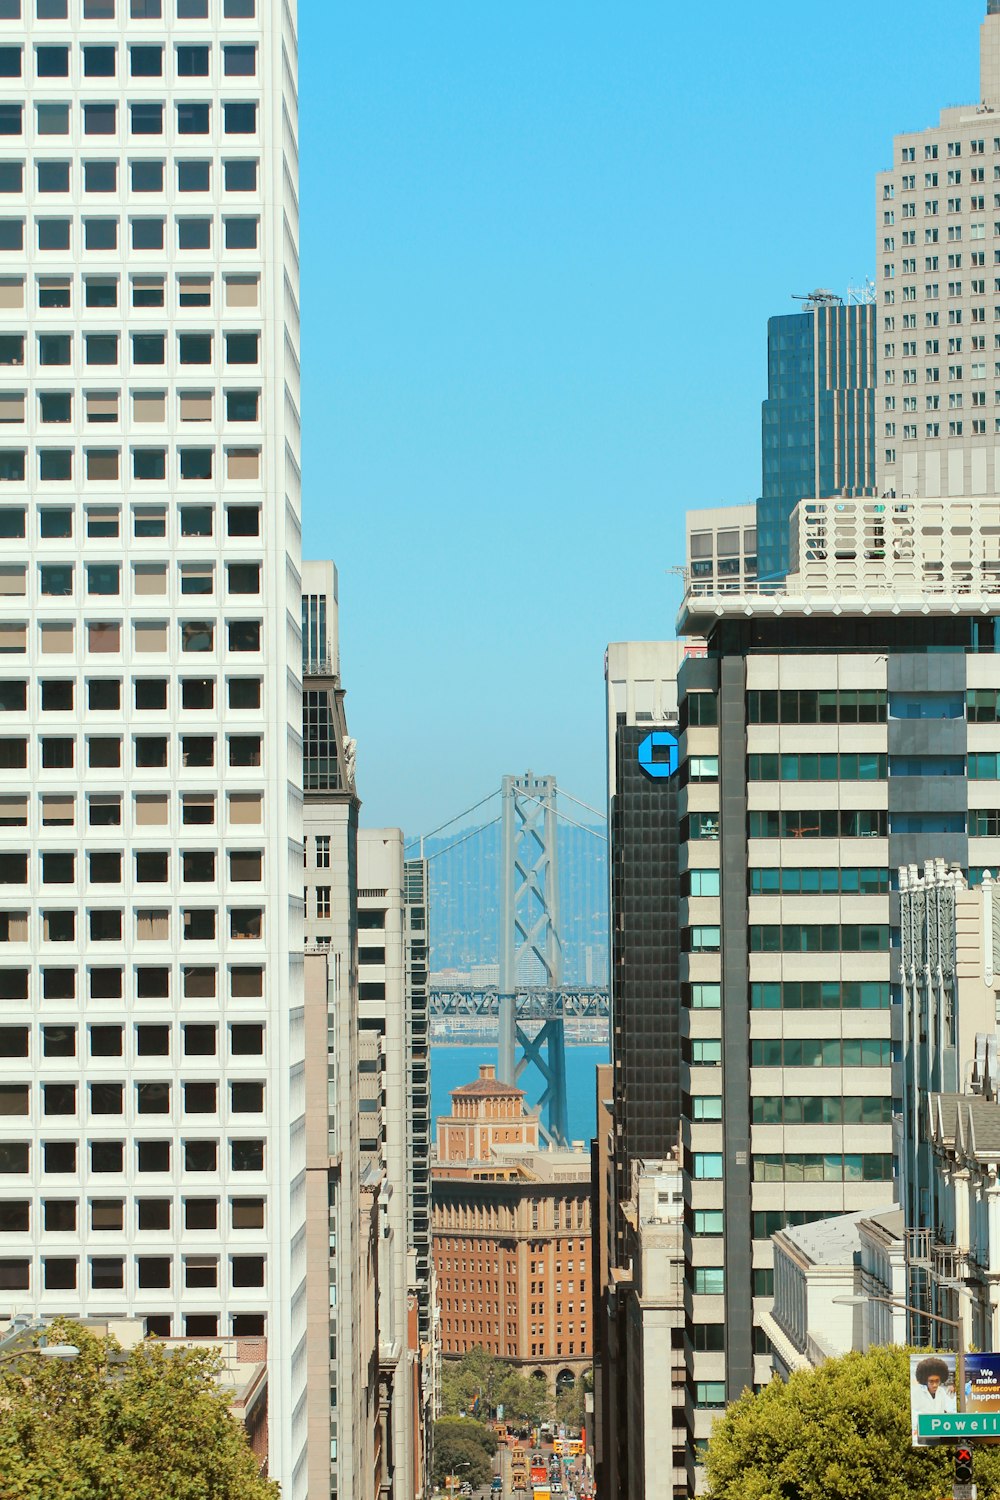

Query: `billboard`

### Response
(910, 1354, 957, 1446)
(911, 1353, 1000, 1445)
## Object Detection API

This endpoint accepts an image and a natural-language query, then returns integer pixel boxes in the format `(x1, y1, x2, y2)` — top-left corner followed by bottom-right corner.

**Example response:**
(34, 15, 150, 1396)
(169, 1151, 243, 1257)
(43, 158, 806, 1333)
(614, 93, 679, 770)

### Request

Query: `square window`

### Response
(130, 45, 162, 77)
(132, 275, 165, 308)
(184, 1024, 216, 1056)
(133, 448, 165, 481)
(223, 102, 256, 135)
(178, 217, 211, 251)
(129, 102, 163, 137)
(42, 1141, 75, 1173)
(44, 1257, 77, 1289)
(179, 333, 212, 365)
(84, 160, 117, 193)
(43, 1200, 75, 1231)
(90, 1142, 123, 1173)
(90, 1199, 123, 1230)
(179, 276, 212, 308)
(85, 276, 118, 309)
(225, 332, 258, 365)
(90, 1257, 124, 1290)
(224, 217, 257, 250)
(177, 102, 210, 135)
(86, 333, 118, 365)
(223, 159, 256, 192)
(137, 1198, 170, 1229)
(185, 1197, 217, 1229)
(39, 448, 71, 481)
(36, 46, 68, 78)
(130, 159, 163, 192)
(83, 104, 117, 137)
(37, 104, 69, 137)
(37, 277, 69, 310)
(36, 160, 68, 192)
(227, 677, 260, 709)
(176, 44, 209, 76)
(83, 46, 116, 78)
(132, 333, 165, 365)
(137, 1139, 170, 1172)
(84, 218, 117, 251)
(38, 218, 70, 251)
(184, 1140, 217, 1172)
(131, 218, 164, 251)
(177, 159, 210, 193)
(39, 334, 70, 366)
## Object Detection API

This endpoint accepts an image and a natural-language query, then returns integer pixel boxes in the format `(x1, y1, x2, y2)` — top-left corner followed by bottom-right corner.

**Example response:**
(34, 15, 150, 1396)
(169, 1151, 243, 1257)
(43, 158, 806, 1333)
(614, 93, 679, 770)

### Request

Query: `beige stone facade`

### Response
(877, 6, 1000, 500)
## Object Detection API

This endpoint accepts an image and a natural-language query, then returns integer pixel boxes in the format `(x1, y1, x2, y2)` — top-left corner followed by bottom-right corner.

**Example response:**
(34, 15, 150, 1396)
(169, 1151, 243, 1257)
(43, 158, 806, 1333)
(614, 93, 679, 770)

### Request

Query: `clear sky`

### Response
(298, 0, 983, 833)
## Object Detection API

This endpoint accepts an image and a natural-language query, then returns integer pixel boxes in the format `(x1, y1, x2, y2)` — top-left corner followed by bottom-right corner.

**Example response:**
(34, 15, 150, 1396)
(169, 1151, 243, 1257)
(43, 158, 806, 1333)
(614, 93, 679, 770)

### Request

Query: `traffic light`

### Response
(955, 1447, 974, 1485)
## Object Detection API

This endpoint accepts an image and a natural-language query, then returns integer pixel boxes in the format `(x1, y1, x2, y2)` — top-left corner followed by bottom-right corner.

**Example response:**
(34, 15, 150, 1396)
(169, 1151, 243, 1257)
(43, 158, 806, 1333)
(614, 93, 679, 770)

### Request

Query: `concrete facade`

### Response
(676, 499, 1000, 1485)
(877, 5, 1000, 500)
(762, 1208, 905, 1376)
(0, 3, 307, 1489)
(685, 505, 758, 594)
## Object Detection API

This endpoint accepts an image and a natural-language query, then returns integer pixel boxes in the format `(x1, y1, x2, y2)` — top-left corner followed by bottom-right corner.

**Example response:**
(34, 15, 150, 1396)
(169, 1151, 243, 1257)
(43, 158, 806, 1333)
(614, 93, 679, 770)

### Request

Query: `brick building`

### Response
(432, 1066, 591, 1389)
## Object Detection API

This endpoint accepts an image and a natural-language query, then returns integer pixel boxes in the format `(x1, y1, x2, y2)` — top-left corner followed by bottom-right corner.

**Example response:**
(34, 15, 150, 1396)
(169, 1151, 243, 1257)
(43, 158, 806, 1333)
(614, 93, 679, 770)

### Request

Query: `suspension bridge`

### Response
(406, 772, 609, 1147)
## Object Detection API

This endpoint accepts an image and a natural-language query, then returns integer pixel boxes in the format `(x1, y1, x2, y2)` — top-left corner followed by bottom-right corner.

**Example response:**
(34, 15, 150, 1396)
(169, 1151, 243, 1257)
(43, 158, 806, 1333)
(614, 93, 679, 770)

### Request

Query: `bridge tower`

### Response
(498, 772, 568, 1145)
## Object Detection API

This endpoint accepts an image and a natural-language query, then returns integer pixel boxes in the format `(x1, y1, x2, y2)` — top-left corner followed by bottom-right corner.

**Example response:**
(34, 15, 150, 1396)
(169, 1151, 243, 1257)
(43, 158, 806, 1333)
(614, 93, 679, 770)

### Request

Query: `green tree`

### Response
(555, 1372, 590, 1432)
(439, 1349, 555, 1429)
(435, 1417, 498, 1457)
(0, 1319, 279, 1500)
(704, 1345, 1000, 1500)
(431, 1430, 493, 1491)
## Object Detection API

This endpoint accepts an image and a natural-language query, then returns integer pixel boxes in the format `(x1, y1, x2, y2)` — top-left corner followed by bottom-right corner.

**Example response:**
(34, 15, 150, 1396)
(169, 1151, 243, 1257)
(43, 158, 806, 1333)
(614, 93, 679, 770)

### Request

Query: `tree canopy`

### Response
(555, 1371, 590, 1433)
(0, 1319, 279, 1500)
(431, 1428, 493, 1491)
(704, 1345, 1000, 1500)
(440, 1347, 553, 1426)
(435, 1417, 498, 1457)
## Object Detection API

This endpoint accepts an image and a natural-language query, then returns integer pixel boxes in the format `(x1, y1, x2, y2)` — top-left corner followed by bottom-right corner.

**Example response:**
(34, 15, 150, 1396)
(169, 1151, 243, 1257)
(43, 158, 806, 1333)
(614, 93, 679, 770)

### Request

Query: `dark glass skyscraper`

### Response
(758, 296, 876, 580)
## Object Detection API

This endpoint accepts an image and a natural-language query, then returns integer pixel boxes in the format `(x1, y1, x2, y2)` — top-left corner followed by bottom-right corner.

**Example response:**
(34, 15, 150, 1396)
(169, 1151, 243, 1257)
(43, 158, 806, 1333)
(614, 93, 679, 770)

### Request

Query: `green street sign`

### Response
(918, 1413, 1000, 1438)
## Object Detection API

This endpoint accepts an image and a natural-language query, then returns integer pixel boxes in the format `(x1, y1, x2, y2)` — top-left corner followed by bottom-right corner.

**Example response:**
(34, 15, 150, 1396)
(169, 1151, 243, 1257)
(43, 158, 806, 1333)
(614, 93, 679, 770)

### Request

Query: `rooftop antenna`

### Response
(846, 278, 876, 305)
(792, 288, 843, 310)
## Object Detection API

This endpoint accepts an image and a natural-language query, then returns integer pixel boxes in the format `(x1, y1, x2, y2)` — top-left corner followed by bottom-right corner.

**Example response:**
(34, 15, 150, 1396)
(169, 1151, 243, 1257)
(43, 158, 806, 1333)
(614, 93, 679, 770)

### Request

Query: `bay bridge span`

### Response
(407, 772, 608, 1147)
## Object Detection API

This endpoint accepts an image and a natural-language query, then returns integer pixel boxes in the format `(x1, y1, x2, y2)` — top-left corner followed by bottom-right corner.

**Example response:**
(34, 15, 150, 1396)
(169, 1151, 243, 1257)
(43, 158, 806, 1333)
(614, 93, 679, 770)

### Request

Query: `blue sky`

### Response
(299, 0, 982, 833)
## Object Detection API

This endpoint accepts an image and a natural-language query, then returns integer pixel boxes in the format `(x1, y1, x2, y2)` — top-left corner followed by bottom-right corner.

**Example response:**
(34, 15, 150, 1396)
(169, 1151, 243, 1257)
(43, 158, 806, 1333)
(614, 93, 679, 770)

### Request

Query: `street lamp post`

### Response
(0, 1341, 80, 1368)
(834, 1292, 965, 1406)
(835, 1292, 970, 1500)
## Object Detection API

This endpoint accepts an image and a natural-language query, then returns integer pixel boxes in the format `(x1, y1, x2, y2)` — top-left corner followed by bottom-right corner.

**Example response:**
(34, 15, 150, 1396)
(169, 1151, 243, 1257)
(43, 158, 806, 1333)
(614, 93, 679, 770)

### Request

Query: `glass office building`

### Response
(758, 298, 876, 580)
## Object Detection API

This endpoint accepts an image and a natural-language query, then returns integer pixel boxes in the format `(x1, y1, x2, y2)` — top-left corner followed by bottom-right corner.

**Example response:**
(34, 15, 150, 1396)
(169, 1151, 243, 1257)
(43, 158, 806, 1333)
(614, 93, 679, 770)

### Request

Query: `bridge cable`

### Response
(556, 787, 608, 822)
(403, 789, 500, 852)
(419, 814, 502, 864)
(516, 791, 608, 843)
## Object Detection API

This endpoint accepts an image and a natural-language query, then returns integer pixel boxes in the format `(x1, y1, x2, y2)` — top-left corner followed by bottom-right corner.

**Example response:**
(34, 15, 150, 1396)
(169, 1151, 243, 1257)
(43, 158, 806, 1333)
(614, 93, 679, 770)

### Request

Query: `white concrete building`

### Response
(762, 1208, 905, 1376)
(0, 0, 306, 1490)
(877, 3, 1000, 500)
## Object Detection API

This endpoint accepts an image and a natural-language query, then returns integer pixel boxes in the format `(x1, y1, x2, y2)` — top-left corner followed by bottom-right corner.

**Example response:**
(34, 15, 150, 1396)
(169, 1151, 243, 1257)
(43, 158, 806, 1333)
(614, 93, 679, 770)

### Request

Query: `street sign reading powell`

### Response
(919, 1412, 1000, 1438)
